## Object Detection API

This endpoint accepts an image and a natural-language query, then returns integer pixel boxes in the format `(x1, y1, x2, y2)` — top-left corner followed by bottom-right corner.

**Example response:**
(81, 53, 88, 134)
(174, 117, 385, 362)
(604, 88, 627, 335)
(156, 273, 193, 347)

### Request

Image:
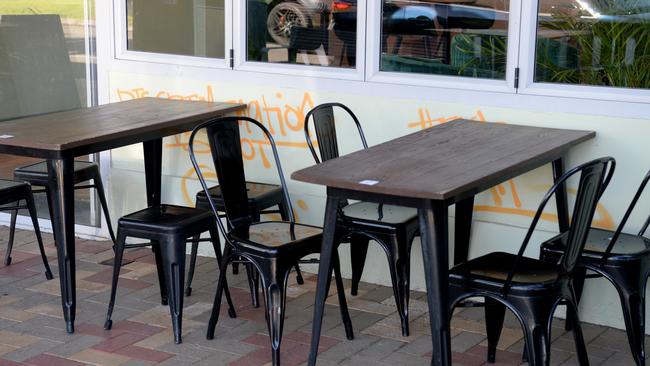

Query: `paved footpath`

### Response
(0, 227, 641, 365)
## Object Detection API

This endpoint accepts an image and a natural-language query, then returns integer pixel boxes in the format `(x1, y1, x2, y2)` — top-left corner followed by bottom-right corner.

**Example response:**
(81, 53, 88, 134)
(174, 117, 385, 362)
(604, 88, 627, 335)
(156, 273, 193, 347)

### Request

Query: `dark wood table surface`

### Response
(0, 97, 245, 333)
(292, 119, 595, 366)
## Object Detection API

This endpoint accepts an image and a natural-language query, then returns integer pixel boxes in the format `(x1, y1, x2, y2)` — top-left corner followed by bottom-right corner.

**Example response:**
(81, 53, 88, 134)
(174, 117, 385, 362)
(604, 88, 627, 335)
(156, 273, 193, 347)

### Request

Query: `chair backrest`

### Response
(304, 103, 368, 164)
(189, 116, 294, 237)
(560, 158, 615, 272)
(599, 169, 650, 264)
(503, 157, 615, 294)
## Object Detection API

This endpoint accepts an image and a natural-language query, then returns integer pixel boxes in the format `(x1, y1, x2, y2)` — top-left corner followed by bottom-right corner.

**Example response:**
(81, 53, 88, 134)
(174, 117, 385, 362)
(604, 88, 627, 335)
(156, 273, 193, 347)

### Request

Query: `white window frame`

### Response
(365, 0, 522, 94)
(113, 0, 233, 70)
(232, 0, 367, 81)
(517, 0, 650, 104)
(105, 0, 650, 114)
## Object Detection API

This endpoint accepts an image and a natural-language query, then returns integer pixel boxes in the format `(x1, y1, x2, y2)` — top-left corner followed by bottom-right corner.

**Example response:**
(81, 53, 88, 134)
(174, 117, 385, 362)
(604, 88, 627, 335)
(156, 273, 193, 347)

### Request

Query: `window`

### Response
(113, 0, 649, 102)
(126, 0, 226, 58)
(246, 0, 357, 68)
(534, 0, 650, 89)
(380, 0, 511, 80)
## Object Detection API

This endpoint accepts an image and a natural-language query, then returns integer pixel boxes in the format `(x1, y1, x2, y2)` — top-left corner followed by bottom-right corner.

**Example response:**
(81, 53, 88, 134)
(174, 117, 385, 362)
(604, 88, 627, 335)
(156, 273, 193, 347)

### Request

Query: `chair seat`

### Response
(0, 179, 30, 205)
(341, 202, 417, 225)
(542, 228, 650, 261)
(14, 160, 99, 185)
(118, 204, 213, 235)
(0, 179, 28, 191)
(196, 182, 283, 208)
(450, 252, 560, 293)
(230, 221, 322, 256)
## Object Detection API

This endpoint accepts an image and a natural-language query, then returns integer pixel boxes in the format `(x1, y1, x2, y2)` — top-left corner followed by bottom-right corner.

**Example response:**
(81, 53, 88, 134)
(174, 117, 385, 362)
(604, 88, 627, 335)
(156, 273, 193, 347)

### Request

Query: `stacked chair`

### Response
(449, 157, 615, 365)
(6, 160, 115, 264)
(0, 179, 52, 280)
(304, 103, 419, 336)
(540, 168, 650, 365)
(189, 116, 354, 365)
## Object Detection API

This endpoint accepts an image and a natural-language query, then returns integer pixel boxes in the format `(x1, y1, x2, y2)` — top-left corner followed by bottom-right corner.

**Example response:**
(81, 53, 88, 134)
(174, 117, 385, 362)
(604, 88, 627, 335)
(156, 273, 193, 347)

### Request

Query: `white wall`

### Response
(98, 70, 650, 333)
(93, 0, 650, 334)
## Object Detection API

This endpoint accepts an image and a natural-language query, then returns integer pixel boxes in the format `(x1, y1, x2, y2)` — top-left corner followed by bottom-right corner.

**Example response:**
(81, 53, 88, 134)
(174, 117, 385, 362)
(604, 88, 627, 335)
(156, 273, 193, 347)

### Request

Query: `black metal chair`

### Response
(0, 179, 52, 280)
(186, 182, 304, 305)
(449, 157, 615, 366)
(103, 204, 236, 344)
(189, 116, 354, 366)
(540, 168, 650, 366)
(304, 102, 419, 336)
(6, 160, 115, 265)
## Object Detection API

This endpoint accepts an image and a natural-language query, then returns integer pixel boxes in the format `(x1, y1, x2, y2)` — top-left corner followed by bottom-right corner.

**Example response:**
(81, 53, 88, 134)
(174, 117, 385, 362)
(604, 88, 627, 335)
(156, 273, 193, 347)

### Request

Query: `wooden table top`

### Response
(292, 120, 595, 201)
(0, 98, 245, 159)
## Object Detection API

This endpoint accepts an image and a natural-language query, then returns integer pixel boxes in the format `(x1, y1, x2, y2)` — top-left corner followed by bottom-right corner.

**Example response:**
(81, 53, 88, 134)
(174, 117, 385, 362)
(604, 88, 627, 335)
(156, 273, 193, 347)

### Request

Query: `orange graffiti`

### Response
(116, 86, 216, 102)
(407, 108, 488, 130)
(178, 166, 309, 222)
(116, 86, 318, 169)
(476, 203, 614, 229)
(408, 107, 614, 229)
(181, 165, 217, 206)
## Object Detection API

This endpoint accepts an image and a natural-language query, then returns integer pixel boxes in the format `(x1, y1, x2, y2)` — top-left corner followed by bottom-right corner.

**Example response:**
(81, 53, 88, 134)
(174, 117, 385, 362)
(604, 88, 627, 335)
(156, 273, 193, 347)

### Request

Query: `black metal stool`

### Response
(104, 204, 236, 344)
(7, 160, 116, 265)
(0, 179, 53, 279)
(186, 182, 304, 304)
(540, 168, 650, 366)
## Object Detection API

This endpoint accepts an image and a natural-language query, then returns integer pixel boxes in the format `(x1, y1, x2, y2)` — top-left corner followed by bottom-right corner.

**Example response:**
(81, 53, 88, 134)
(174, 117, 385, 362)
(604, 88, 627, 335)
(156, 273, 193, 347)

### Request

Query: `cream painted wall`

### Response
(106, 71, 650, 332)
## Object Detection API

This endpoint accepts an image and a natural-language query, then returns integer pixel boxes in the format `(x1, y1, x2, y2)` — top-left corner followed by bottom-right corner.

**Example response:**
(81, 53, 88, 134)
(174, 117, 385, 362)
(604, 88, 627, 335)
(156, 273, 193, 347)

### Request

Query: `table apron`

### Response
(326, 187, 445, 208)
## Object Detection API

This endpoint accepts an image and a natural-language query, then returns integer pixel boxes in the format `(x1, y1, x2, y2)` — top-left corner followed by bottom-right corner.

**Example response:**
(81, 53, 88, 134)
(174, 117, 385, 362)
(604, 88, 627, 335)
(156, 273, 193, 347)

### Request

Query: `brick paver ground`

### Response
(0, 226, 643, 365)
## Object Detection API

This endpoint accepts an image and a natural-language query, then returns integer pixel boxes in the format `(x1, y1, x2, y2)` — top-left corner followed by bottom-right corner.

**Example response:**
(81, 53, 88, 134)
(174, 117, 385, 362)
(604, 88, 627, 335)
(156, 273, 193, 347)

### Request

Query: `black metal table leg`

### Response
(308, 195, 339, 366)
(454, 196, 474, 265)
(143, 139, 168, 304)
(552, 158, 570, 232)
(419, 200, 451, 366)
(47, 158, 77, 333)
(143, 139, 163, 207)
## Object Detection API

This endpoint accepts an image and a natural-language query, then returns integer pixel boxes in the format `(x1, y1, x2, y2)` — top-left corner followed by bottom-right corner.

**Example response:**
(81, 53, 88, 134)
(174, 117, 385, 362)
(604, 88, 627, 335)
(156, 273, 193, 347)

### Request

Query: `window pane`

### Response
(0, 1, 99, 227)
(247, 0, 357, 68)
(380, 1, 510, 79)
(535, 1, 650, 89)
(127, 0, 225, 59)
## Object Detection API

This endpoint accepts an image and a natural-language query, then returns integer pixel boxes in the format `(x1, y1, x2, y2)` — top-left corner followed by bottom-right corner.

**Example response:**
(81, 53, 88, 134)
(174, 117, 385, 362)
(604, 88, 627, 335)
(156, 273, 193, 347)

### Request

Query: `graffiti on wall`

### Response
(114, 86, 614, 229)
(115, 86, 315, 220)
(407, 106, 614, 229)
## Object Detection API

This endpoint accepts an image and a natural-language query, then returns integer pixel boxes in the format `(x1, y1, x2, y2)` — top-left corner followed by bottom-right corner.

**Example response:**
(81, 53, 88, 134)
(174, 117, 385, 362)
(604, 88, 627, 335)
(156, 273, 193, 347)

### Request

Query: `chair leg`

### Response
(151, 241, 168, 305)
(607, 267, 647, 366)
(160, 236, 187, 344)
(350, 234, 370, 296)
(293, 262, 304, 285)
(208, 225, 236, 318)
(185, 235, 200, 297)
(565, 266, 586, 331)
(93, 172, 116, 244)
(4, 207, 18, 266)
(25, 192, 53, 280)
(245, 263, 260, 308)
(485, 297, 506, 363)
(104, 229, 127, 330)
(44, 188, 56, 241)
(385, 233, 411, 336)
(207, 245, 233, 340)
(259, 260, 291, 366)
(513, 297, 555, 366)
(278, 201, 304, 285)
(333, 251, 354, 340)
(566, 290, 589, 366)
